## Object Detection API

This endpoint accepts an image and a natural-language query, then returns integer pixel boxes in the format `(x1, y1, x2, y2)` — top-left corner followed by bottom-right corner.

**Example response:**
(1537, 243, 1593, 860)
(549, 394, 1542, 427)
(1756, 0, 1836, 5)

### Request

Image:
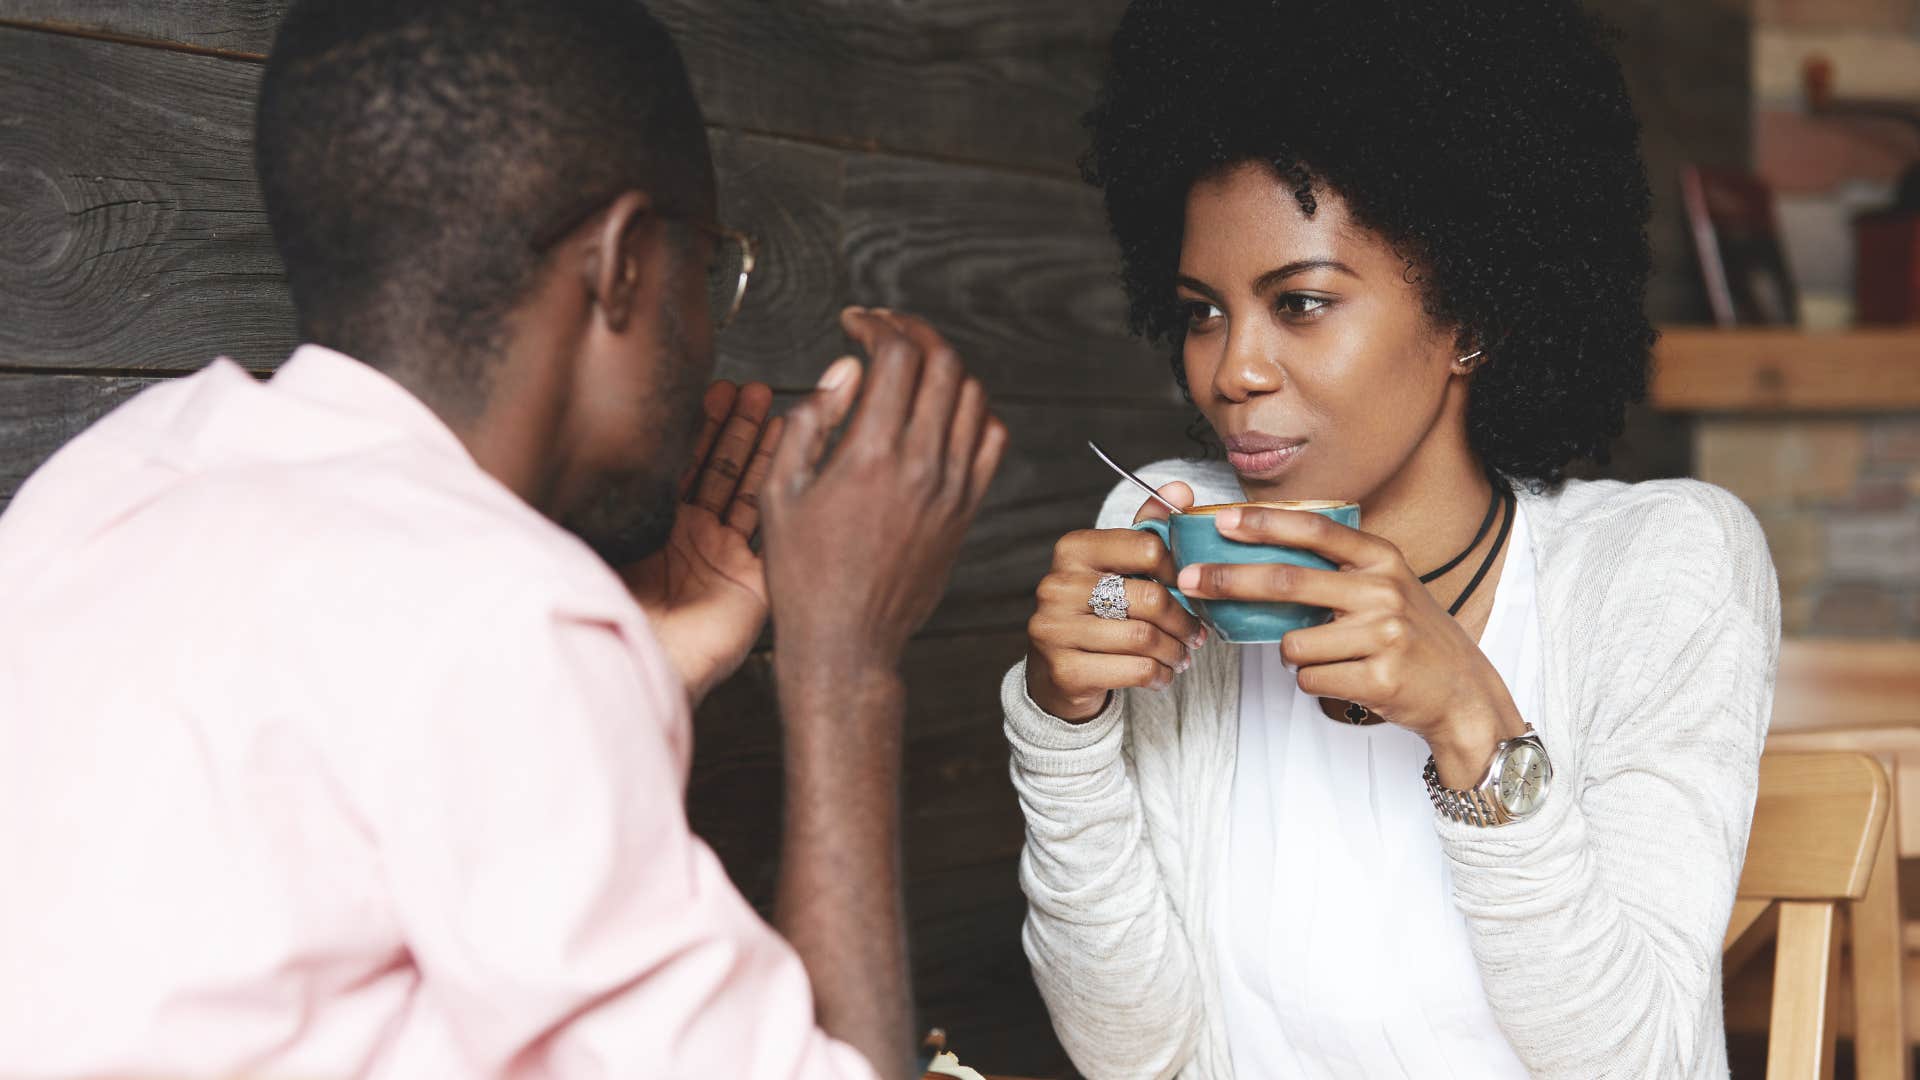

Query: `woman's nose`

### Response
(1210, 320, 1285, 403)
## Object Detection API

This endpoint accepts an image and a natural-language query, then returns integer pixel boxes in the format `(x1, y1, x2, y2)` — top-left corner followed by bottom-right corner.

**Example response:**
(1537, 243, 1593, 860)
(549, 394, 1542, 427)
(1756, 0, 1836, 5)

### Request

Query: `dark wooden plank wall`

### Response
(0, 2, 1749, 1076)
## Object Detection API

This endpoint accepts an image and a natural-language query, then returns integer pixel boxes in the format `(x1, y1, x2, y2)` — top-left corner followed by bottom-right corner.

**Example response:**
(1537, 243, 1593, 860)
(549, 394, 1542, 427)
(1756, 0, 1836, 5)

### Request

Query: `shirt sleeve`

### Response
(333, 592, 880, 1080)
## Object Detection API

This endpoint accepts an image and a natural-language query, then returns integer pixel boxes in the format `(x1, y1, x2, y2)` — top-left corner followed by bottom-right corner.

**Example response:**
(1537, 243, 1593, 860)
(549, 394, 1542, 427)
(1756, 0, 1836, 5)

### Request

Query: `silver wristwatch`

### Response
(1424, 727, 1553, 827)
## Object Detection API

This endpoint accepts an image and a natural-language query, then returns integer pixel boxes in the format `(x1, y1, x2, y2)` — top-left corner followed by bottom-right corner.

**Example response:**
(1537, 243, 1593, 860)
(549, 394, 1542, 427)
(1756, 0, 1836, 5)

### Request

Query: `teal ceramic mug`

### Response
(1131, 499, 1361, 644)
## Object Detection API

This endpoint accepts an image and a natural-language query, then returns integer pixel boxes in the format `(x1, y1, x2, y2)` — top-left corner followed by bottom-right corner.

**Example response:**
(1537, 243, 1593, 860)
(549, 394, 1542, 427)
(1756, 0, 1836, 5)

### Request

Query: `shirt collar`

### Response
(268, 344, 476, 465)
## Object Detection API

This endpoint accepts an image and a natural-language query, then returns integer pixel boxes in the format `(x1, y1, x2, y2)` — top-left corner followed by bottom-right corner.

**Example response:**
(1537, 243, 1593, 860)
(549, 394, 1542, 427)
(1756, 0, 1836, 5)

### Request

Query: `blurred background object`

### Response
(1682, 164, 1801, 326)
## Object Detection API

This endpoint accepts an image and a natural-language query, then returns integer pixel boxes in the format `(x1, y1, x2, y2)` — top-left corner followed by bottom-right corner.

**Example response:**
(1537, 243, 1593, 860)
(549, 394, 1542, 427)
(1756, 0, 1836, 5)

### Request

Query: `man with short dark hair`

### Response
(0, 2, 1005, 1077)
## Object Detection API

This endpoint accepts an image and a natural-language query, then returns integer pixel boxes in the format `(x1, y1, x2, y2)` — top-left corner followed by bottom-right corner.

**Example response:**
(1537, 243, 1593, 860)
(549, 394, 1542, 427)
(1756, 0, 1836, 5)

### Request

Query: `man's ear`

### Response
(583, 190, 657, 333)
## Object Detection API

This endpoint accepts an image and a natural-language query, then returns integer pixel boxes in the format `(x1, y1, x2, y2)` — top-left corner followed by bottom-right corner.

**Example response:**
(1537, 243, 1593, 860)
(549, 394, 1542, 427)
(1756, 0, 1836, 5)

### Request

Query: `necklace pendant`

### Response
(1343, 701, 1372, 724)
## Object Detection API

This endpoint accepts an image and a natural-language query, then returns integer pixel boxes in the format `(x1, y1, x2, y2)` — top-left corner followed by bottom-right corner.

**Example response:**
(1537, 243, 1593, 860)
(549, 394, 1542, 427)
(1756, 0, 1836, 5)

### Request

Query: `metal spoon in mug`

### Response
(1087, 440, 1186, 515)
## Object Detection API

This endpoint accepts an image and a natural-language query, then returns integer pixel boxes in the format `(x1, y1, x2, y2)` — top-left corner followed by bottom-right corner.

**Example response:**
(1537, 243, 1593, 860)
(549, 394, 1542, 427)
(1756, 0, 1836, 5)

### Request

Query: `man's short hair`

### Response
(256, 0, 710, 408)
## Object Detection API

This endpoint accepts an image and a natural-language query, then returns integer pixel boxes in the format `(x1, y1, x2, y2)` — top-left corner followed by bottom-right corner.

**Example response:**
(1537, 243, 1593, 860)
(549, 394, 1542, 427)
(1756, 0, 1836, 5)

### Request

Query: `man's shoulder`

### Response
(260, 455, 637, 624)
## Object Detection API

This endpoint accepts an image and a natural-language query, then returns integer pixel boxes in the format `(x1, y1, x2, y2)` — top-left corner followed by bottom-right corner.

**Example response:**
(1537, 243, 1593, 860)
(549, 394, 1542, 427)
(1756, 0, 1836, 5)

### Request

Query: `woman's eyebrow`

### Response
(1174, 275, 1224, 302)
(1253, 258, 1357, 290)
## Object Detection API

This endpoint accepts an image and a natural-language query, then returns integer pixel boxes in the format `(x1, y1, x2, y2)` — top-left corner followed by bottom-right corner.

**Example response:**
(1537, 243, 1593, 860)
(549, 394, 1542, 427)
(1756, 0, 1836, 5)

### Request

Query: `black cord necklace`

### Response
(1331, 474, 1515, 726)
(1418, 477, 1502, 586)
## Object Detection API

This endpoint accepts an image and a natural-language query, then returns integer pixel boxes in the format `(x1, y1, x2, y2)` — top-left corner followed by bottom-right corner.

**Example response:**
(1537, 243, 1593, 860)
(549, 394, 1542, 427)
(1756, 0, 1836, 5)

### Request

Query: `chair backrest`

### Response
(1730, 751, 1892, 1080)
(1739, 751, 1891, 902)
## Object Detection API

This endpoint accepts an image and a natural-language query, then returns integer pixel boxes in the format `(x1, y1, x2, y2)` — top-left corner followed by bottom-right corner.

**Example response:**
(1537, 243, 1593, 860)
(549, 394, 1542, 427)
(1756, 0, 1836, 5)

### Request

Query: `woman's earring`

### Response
(1453, 349, 1485, 373)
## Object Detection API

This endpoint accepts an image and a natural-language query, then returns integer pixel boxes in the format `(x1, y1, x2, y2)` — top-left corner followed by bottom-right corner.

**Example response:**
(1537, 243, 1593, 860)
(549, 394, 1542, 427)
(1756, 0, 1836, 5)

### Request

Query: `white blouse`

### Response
(1215, 500, 1541, 1079)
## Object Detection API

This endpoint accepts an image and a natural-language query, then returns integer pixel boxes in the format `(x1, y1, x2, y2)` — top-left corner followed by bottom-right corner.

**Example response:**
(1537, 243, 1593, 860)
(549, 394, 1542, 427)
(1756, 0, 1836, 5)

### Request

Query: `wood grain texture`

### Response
(0, 372, 156, 509)
(0, 0, 1127, 176)
(0, 25, 295, 371)
(1765, 727, 1920, 861)
(1651, 328, 1920, 411)
(0, 32, 1177, 402)
(1848, 801, 1910, 1080)
(1768, 900, 1842, 1080)
(843, 152, 1174, 407)
(1741, 751, 1890, 903)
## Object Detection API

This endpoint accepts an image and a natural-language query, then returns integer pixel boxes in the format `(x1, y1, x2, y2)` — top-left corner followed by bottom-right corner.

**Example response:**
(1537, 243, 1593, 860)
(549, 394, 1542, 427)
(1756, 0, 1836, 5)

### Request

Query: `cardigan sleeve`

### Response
(1435, 482, 1781, 1077)
(1000, 461, 1231, 1080)
(1004, 663, 1206, 1080)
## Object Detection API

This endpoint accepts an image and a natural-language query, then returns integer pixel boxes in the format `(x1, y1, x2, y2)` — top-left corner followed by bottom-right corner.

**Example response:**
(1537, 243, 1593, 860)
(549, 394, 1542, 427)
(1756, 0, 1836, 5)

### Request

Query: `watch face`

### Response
(1496, 740, 1551, 818)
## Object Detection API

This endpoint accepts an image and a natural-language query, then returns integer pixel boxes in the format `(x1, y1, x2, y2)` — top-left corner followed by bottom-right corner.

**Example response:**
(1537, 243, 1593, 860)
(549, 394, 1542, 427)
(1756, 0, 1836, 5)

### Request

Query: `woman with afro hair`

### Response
(1001, 2, 1780, 1077)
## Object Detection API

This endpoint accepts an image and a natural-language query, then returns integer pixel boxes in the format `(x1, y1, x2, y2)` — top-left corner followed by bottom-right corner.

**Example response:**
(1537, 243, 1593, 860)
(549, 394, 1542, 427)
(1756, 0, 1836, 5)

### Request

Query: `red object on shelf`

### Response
(1854, 211, 1920, 325)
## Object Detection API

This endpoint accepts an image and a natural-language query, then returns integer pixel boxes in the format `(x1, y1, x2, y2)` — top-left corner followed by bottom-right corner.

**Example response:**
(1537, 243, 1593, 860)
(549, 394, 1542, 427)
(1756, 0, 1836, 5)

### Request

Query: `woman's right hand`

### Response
(1025, 481, 1208, 722)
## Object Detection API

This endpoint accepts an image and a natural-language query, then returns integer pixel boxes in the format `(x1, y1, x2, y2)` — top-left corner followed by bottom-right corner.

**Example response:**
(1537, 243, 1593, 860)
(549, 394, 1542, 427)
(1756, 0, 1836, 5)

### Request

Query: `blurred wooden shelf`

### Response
(1651, 327, 1920, 411)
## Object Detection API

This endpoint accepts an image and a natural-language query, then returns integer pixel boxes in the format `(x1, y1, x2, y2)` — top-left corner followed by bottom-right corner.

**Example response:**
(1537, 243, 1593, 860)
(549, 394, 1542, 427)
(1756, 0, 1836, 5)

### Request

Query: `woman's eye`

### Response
(1184, 300, 1224, 327)
(1277, 293, 1330, 318)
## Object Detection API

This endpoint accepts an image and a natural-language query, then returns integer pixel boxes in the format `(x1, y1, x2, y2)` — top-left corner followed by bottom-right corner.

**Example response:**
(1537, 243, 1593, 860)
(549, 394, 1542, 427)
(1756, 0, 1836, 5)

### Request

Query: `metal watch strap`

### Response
(1424, 751, 1515, 827)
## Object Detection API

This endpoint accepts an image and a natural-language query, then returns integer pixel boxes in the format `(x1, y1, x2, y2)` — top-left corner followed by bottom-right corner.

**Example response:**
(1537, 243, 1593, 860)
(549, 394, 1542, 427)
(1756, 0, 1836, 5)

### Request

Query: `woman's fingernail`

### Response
(1216, 508, 1242, 529)
(1178, 566, 1200, 591)
(1177, 656, 1191, 674)
(1189, 628, 1208, 649)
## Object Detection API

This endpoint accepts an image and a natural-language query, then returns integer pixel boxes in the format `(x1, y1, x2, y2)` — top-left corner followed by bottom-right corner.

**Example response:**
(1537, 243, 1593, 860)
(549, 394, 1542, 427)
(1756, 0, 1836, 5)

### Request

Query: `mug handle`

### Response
(1129, 518, 1196, 616)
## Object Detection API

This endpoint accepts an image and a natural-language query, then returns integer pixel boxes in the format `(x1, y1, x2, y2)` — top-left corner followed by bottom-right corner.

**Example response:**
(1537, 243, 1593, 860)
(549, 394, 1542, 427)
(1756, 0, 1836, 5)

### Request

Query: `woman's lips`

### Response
(1225, 442, 1304, 478)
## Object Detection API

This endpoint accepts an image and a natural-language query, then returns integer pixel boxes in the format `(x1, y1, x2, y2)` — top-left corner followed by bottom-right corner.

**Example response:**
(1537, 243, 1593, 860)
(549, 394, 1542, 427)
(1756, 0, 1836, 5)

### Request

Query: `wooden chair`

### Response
(1759, 725, 1914, 1077)
(1769, 637, 1920, 1076)
(1726, 751, 1893, 1079)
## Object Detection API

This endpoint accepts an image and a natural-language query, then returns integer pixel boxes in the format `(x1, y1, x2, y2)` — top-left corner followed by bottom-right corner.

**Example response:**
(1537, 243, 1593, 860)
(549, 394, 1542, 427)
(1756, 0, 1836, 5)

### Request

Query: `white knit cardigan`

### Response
(1002, 461, 1781, 1080)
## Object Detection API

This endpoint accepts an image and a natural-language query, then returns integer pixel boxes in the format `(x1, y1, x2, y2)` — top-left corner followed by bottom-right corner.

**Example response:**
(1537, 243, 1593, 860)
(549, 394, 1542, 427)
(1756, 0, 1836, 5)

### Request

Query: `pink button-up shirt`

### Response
(0, 346, 877, 1079)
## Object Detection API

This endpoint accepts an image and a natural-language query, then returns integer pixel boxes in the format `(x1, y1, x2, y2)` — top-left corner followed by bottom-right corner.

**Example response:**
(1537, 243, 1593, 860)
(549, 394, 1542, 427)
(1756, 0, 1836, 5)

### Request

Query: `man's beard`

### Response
(559, 289, 707, 567)
(561, 466, 682, 567)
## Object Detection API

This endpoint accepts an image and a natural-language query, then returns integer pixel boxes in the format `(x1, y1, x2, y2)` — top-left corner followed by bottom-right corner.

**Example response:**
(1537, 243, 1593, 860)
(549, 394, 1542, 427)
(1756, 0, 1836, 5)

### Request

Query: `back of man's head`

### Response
(256, 0, 709, 411)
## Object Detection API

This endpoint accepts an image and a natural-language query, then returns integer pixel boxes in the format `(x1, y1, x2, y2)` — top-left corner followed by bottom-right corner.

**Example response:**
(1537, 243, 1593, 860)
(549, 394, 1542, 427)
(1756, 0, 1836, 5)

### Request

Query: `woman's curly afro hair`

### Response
(1083, 0, 1656, 485)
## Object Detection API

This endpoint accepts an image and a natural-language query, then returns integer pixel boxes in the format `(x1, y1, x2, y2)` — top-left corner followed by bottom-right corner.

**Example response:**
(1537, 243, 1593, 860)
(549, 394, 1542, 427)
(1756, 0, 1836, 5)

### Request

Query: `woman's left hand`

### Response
(1175, 505, 1525, 787)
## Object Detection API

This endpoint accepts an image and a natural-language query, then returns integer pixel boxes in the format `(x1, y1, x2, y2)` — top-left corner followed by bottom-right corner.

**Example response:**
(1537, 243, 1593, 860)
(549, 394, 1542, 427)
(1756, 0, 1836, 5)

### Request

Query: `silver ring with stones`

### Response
(1089, 573, 1130, 620)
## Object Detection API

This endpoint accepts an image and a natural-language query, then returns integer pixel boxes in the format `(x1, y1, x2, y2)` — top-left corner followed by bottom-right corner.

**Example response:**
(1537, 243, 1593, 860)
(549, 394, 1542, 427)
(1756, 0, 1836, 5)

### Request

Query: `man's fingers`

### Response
(1132, 481, 1195, 525)
(812, 356, 864, 429)
(962, 411, 1007, 519)
(691, 383, 774, 515)
(766, 361, 861, 503)
(726, 415, 783, 536)
(839, 307, 923, 451)
(680, 380, 738, 498)
(942, 378, 989, 498)
(904, 330, 965, 468)
(766, 398, 822, 506)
